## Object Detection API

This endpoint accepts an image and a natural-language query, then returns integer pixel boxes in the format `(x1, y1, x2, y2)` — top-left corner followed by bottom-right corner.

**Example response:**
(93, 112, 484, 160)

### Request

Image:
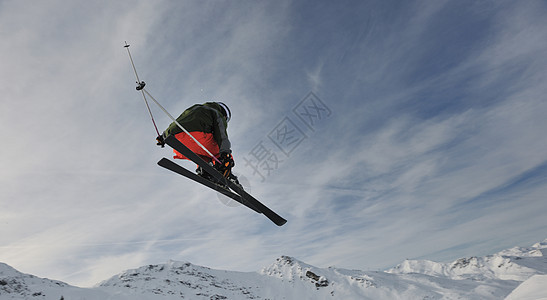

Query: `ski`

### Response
(163, 135, 287, 226)
(157, 158, 261, 213)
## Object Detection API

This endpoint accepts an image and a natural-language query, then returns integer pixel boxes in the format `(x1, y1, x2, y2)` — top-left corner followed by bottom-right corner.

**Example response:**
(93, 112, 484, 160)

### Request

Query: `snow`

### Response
(1, 240, 546, 299)
(505, 275, 547, 300)
(387, 254, 538, 281)
(0, 263, 109, 300)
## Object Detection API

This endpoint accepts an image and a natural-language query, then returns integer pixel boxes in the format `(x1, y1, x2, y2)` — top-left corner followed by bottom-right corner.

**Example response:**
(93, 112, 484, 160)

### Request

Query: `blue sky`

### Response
(1, 0, 547, 287)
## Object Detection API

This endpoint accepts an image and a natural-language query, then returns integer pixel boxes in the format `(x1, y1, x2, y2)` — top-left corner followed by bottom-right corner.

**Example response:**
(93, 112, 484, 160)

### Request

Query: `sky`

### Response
(1, 0, 547, 288)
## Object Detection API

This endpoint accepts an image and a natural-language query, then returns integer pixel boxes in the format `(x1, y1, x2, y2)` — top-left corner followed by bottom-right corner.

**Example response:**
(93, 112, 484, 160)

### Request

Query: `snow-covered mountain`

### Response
(1, 240, 546, 299)
(0, 262, 109, 299)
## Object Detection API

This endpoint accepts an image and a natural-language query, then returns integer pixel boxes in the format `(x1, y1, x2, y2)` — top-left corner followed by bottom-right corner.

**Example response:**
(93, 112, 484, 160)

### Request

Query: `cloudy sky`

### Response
(1, 0, 547, 287)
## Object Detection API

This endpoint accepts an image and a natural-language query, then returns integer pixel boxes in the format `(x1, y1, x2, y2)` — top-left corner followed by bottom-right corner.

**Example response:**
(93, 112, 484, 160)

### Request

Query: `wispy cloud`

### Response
(1, 0, 546, 287)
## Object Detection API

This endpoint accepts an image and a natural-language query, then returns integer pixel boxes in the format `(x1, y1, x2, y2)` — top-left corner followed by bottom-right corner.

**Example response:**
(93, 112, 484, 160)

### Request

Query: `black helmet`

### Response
(217, 102, 231, 122)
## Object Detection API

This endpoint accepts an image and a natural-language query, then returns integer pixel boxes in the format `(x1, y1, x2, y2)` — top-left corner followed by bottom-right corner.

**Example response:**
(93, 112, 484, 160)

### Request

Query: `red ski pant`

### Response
(172, 131, 220, 163)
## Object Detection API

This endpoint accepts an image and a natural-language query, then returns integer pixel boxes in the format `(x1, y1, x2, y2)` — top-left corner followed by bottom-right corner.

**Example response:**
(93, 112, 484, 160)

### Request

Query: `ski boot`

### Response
(196, 164, 215, 182)
(196, 165, 229, 189)
(196, 165, 243, 191)
(226, 172, 243, 190)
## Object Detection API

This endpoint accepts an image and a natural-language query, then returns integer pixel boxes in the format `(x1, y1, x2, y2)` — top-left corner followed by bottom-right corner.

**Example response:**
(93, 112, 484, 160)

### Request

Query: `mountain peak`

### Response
(260, 255, 315, 279)
(388, 241, 547, 282)
(496, 238, 547, 257)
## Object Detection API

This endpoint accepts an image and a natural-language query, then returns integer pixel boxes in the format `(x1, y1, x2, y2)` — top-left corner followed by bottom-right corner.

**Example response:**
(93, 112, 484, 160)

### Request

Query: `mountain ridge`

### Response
(1, 239, 546, 299)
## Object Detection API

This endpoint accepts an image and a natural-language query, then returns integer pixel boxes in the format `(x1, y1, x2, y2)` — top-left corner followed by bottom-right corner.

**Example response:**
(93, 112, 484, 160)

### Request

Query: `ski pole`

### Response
(124, 42, 221, 164)
(124, 42, 161, 137)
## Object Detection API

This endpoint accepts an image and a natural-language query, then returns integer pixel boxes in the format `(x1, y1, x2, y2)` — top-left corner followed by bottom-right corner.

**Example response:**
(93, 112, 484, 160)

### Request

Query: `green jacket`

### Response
(162, 102, 231, 153)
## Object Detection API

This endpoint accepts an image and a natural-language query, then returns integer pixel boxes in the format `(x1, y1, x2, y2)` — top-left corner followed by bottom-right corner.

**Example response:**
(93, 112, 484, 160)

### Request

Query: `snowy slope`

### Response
(505, 275, 547, 300)
(1, 240, 546, 299)
(0, 262, 108, 299)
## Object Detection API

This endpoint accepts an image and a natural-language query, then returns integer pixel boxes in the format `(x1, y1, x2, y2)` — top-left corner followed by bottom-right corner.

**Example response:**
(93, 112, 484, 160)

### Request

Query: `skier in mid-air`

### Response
(123, 43, 286, 225)
(155, 102, 239, 185)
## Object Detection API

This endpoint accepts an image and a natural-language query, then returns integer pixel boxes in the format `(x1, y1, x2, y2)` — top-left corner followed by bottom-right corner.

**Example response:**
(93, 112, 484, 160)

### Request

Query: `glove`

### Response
(214, 152, 235, 175)
(156, 135, 165, 148)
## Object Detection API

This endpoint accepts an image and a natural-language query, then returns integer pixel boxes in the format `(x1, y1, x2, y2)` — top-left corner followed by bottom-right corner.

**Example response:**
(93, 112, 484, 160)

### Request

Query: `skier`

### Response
(155, 102, 239, 185)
